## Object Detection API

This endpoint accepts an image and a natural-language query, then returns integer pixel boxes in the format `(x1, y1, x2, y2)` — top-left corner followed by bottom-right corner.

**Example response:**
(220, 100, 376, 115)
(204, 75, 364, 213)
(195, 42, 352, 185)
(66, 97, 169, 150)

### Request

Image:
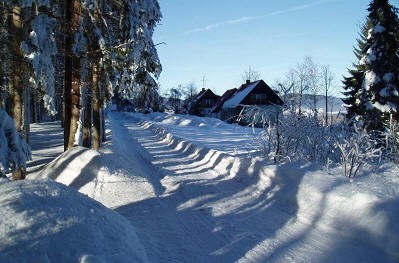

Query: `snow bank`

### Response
(30, 146, 100, 190)
(0, 179, 148, 263)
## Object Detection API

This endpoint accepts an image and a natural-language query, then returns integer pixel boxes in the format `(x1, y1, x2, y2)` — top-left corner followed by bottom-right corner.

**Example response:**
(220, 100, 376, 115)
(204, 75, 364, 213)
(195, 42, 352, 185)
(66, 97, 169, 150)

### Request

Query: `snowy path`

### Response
(27, 121, 64, 173)
(101, 112, 396, 263)
(106, 112, 296, 262)
(26, 112, 398, 263)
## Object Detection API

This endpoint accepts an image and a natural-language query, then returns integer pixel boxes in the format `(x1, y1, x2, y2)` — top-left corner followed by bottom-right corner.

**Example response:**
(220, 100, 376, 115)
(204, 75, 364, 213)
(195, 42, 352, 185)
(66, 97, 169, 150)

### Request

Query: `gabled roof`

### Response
(211, 88, 237, 113)
(193, 89, 218, 102)
(222, 80, 261, 108)
(222, 80, 283, 109)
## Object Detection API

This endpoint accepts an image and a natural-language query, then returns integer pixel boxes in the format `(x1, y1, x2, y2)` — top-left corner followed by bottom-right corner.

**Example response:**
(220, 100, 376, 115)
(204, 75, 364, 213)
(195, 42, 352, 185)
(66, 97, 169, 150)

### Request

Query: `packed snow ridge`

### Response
(1, 112, 398, 262)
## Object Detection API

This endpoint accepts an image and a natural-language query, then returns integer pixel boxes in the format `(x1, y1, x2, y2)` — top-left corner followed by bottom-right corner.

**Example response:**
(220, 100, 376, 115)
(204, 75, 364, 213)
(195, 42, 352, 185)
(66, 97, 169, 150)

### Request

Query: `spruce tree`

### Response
(342, 21, 371, 119)
(360, 0, 399, 130)
(342, 70, 365, 118)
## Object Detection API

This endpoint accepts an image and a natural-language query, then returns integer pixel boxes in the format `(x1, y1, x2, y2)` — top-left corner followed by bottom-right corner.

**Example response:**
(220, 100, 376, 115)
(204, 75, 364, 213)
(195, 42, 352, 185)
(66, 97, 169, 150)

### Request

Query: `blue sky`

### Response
(153, 0, 373, 96)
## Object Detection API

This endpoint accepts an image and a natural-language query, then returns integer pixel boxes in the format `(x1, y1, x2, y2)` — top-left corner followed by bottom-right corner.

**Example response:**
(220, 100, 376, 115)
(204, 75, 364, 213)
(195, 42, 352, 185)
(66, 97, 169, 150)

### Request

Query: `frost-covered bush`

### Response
(382, 116, 399, 163)
(245, 106, 384, 177)
(334, 123, 381, 178)
(237, 105, 281, 127)
(254, 110, 334, 163)
(0, 109, 31, 177)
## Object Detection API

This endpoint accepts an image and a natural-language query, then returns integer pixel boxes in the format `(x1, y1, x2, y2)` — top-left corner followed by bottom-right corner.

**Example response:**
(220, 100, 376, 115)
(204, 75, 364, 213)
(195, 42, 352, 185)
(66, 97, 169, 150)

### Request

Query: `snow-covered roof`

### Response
(211, 88, 237, 113)
(222, 81, 261, 108)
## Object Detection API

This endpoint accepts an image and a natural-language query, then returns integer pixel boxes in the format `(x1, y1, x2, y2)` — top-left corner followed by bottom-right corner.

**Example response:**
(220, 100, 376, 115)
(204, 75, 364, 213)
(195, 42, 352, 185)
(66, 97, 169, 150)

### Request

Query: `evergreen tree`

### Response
(360, 0, 399, 130)
(0, 0, 163, 156)
(342, 20, 370, 119)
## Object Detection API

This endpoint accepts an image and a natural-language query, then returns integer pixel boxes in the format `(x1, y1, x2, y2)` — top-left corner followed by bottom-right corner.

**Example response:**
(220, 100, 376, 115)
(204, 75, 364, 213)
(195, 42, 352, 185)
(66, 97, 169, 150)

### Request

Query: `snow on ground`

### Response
(128, 112, 263, 157)
(0, 179, 148, 263)
(3, 111, 398, 262)
(27, 121, 64, 174)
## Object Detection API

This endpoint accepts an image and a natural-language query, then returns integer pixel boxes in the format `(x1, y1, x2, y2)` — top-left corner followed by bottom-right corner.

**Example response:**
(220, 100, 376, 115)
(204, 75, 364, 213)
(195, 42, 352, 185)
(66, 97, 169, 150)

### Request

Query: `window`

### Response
(203, 98, 213, 106)
(250, 94, 267, 104)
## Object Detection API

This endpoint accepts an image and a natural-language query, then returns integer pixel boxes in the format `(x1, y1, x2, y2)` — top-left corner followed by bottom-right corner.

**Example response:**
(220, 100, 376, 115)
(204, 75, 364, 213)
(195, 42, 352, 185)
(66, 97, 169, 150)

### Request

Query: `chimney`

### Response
(246, 79, 251, 85)
(202, 88, 205, 92)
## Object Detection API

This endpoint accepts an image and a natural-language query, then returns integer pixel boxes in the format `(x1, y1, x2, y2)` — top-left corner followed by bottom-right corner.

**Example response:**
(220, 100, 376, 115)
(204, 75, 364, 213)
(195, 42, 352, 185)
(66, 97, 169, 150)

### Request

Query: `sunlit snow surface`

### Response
(2, 112, 397, 262)
(0, 179, 148, 263)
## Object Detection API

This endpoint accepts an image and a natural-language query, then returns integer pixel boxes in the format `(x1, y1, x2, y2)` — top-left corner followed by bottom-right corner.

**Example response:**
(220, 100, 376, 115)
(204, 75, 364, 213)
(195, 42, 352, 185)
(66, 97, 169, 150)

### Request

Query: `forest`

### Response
(0, 0, 162, 178)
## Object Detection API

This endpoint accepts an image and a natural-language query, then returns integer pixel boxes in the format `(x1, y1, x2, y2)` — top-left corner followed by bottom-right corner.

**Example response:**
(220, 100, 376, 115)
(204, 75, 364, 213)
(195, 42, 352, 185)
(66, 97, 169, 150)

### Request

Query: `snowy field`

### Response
(1, 111, 398, 262)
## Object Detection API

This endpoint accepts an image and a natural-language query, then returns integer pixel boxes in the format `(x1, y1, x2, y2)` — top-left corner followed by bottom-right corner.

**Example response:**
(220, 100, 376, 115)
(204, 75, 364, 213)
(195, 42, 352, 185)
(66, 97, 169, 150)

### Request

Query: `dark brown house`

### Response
(188, 88, 220, 116)
(212, 80, 283, 122)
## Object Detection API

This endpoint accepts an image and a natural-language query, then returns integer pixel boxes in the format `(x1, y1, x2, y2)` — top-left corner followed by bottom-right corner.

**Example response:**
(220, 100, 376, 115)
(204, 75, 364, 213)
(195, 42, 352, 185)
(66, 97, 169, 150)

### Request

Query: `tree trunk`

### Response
(83, 67, 92, 148)
(64, 0, 82, 150)
(31, 90, 37, 123)
(325, 88, 328, 125)
(55, 0, 65, 126)
(22, 87, 30, 143)
(10, 6, 25, 180)
(92, 58, 101, 150)
(101, 107, 106, 142)
(63, 0, 73, 150)
(0, 4, 8, 110)
(10, 6, 23, 132)
(67, 55, 81, 149)
(100, 66, 106, 142)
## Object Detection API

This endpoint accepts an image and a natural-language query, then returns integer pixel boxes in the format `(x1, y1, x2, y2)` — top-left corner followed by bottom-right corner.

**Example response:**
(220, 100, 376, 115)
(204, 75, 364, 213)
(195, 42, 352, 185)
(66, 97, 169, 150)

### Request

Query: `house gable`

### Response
(241, 81, 283, 106)
(222, 80, 283, 109)
(189, 88, 220, 116)
(195, 89, 219, 107)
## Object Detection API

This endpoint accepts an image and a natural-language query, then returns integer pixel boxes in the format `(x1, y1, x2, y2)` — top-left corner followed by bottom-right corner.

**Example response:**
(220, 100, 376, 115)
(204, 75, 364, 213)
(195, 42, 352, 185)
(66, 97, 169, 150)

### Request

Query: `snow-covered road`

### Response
(99, 112, 397, 263)
(27, 112, 399, 263)
(103, 112, 302, 262)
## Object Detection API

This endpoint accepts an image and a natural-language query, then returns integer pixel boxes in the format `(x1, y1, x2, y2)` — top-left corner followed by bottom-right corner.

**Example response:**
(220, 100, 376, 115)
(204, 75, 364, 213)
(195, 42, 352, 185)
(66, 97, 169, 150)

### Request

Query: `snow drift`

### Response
(0, 179, 148, 263)
(30, 146, 101, 192)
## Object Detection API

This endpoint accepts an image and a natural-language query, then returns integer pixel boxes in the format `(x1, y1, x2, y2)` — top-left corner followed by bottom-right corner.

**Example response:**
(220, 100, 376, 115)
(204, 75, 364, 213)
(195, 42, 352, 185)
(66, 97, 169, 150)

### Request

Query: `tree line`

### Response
(0, 0, 162, 178)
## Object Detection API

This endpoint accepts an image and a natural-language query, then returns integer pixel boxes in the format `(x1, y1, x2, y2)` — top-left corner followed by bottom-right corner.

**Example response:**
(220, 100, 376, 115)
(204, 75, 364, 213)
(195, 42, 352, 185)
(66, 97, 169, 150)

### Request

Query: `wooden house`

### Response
(212, 80, 284, 122)
(188, 88, 220, 116)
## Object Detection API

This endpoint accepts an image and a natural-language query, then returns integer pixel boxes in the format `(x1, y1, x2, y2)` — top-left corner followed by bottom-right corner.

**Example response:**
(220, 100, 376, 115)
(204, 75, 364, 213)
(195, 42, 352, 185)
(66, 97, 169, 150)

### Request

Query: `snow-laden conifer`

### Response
(0, 109, 31, 176)
(342, 21, 371, 119)
(359, 0, 399, 130)
(21, 13, 57, 115)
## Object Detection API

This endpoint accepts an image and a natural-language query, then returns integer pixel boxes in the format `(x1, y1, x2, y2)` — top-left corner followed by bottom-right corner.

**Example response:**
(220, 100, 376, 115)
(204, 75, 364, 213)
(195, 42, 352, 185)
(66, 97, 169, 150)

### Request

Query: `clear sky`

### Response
(153, 0, 377, 96)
